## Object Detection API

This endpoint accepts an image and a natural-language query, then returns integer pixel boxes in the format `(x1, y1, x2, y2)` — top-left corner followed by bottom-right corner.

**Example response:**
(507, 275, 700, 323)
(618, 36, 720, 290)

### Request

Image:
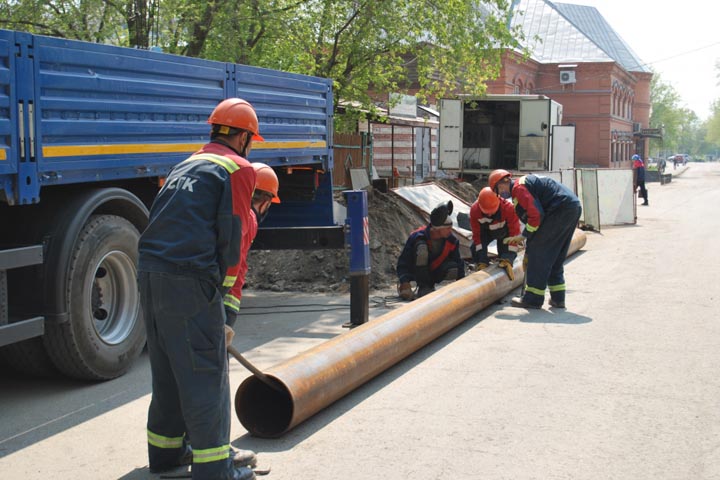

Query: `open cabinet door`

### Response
(438, 99, 462, 171)
(577, 169, 600, 231)
(551, 125, 575, 171)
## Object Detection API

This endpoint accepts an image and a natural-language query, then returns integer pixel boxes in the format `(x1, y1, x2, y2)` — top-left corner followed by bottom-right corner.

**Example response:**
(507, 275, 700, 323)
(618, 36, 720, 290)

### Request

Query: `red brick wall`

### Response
(487, 54, 652, 170)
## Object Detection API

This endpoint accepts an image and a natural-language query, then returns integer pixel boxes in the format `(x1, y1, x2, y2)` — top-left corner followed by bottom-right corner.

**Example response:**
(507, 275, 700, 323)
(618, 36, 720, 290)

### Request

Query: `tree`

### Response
(201, 1, 523, 114)
(0, 0, 524, 131)
(649, 72, 685, 156)
(0, 0, 125, 43)
(704, 100, 720, 156)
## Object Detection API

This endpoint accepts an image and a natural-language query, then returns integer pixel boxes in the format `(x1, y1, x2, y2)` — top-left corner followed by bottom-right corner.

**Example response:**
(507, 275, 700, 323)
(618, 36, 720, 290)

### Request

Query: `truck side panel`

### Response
(1, 29, 335, 229)
(0, 31, 18, 201)
(34, 35, 227, 189)
(235, 65, 333, 169)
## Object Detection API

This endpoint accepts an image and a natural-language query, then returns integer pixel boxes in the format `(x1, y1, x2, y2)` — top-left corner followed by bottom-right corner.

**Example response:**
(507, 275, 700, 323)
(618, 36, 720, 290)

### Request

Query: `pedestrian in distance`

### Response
(469, 187, 522, 280)
(137, 97, 264, 480)
(633, 154, 649, 206)
(489, 169, 582, 310)
(396, 200, 466, 300)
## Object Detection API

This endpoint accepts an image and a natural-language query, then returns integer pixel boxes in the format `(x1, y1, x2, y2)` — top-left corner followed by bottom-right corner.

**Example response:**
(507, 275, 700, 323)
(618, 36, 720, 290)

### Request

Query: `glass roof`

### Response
(511, 0, 650, 73)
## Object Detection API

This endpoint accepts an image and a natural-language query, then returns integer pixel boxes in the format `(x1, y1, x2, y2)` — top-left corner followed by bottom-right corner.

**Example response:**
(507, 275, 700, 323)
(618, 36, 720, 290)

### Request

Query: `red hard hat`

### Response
(478, 187, 500, 215)
(208, 98, 264, 142)
(251, 163, 280, 203)
(488, 169, 511, 191)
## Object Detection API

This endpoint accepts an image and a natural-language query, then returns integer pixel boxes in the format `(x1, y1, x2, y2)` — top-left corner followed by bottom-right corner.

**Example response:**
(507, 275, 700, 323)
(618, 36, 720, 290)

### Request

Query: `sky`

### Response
(555, 0, 720, 120)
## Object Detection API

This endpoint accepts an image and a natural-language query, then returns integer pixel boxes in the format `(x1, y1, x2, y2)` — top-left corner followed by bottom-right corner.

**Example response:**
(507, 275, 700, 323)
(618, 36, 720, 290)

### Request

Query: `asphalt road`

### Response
(1, 163, 719, 480)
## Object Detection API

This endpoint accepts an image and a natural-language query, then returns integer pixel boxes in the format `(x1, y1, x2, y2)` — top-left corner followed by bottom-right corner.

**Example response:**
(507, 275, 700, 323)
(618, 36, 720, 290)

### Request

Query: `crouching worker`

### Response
(469, 187, 521, 280)
(396, 200, 465, 300)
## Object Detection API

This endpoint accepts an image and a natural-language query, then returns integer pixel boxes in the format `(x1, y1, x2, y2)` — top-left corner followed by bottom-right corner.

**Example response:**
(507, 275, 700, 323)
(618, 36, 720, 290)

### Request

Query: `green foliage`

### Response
(0, 0, 523, 133)
(0, 0, 127, 43)
(648, 72, 715, 159)
(705, 100, 720, 155)
(649, 72, 683, 153)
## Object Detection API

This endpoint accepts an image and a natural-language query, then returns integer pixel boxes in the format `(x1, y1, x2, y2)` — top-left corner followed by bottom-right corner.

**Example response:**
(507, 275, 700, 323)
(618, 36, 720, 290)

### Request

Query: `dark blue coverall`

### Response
(138, 144, 255, 480)
(511, 175, 582, 307)
(396, 225, 465, 290)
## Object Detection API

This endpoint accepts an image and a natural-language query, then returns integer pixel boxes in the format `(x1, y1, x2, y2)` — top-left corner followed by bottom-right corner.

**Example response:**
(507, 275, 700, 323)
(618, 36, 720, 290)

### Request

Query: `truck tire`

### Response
(43, 214, 146, 380)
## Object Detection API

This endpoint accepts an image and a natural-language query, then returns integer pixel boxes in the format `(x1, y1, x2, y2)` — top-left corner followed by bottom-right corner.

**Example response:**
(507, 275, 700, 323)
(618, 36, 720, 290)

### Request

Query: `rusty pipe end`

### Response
(235, 374, 293, 438)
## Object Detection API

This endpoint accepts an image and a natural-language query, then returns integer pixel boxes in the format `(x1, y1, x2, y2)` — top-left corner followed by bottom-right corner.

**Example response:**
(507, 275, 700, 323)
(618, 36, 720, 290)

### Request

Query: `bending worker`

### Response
(489, 169, 581, 310)
(138, 98, 262, 480)
(224, 162, 281, 328)
(469, 187, 521, 280)
(397, 200, 465, 300)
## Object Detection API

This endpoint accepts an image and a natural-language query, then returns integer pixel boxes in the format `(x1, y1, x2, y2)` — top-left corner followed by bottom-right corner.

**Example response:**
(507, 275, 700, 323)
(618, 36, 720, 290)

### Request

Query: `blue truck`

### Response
(0, 29, 349, 380)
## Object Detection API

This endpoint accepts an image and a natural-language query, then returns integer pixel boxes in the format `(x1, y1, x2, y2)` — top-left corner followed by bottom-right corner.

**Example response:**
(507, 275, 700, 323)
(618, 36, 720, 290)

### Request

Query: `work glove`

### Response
(473, 263, 489, 272)
(503, 235, 525, 247)
(224, 324, 235, 347)
(397, 281, 415, 301)
(497, 258, 515, 281)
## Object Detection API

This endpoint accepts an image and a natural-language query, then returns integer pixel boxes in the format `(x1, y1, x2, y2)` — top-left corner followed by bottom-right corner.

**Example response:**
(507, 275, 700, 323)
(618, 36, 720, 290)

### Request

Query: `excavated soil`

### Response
(245, 178, 480, 293)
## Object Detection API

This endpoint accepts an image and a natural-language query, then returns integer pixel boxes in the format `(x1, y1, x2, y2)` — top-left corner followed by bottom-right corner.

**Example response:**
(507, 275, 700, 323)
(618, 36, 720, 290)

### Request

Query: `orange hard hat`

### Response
(208, 98, 264, 142)
(488, 169, 511, 192)
(251, 163, 280, 203)
(478, 187, 500, 215)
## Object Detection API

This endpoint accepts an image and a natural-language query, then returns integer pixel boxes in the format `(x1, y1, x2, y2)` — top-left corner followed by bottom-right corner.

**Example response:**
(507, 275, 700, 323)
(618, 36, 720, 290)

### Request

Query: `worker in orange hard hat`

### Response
(469, 187, 521, 280)
(488, 169, 512, 194)
(489, 168, 581, 310)
(396, 200, 465, 300)
(138, 97, 264, 480)
(223, 162, 281, 329)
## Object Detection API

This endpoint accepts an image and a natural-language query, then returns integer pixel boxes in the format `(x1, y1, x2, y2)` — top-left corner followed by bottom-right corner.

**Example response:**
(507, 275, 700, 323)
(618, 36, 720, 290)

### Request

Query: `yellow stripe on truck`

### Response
(0, 149, 6, 160)
(42, 141, 327, 158)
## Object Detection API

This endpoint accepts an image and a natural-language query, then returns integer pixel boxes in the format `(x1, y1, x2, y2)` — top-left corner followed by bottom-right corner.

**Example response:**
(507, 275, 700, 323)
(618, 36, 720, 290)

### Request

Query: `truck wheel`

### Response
(43, 214, 146, 380)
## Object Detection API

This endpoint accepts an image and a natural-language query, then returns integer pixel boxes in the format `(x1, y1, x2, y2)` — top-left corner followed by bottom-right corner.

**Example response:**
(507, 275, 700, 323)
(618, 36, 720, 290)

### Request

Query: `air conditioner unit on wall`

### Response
(560, 70, 576, 84)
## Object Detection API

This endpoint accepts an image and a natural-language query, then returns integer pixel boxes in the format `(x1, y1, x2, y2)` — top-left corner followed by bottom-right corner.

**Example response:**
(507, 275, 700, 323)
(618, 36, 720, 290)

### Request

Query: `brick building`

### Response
(488, 0, 654, 168)
(362, 0, 653, 183)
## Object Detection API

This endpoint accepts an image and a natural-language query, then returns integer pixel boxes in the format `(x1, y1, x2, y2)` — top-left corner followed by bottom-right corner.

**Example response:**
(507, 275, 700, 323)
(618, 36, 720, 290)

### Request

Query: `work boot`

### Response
(231, 448, 258, 468)
(510, 296, 541, 309)
(148, 445, 193, 473)
(642, 201, 648, 206)
(397, 282, 415, 301)
(549, 299, 566, 309)
(417, 283, 435, 298)
(150, 447, 257, 473)
(229, 465, 256, 480)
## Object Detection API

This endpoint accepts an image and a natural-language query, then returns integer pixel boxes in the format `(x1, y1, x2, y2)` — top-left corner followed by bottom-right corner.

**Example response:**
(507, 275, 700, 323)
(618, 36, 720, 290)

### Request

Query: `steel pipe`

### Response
(235, 229, 587, 437)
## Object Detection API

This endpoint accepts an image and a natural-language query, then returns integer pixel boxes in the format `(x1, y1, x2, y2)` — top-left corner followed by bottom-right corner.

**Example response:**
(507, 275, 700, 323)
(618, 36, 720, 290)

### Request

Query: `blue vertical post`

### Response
(344, 190, 370, 327)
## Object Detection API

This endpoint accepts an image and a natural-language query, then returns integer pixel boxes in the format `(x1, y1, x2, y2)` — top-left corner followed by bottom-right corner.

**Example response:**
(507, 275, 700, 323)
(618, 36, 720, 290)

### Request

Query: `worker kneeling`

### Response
(469, 187, 521, 280)
(396, 200, 465, 300)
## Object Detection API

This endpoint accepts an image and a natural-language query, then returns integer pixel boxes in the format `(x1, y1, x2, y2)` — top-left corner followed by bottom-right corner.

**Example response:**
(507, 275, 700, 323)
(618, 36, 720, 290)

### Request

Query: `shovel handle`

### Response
(227, 345, 284, 393)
